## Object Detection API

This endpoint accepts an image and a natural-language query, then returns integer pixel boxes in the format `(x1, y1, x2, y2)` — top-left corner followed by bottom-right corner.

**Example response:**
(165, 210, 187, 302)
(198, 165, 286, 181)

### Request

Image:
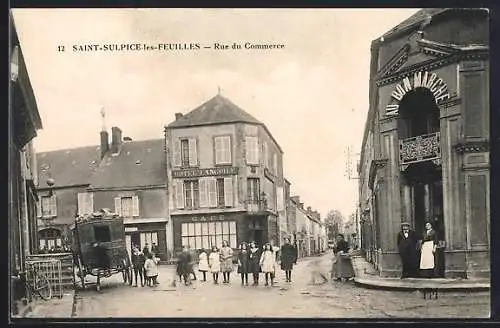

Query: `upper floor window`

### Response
(245, 136, 259, 165)
(173, 138, 198, 167)
(77, 192, 94, 216)
(247, 178, 260, 202)
(174, 177, 234, 210)
(214, 136, 232, 165)
(273, 153, 278, 175)
(263, 141, 269, 168)
(114, 195, 139, 218)
(184, 180, 200, 209)
(38, 195, 57, 218)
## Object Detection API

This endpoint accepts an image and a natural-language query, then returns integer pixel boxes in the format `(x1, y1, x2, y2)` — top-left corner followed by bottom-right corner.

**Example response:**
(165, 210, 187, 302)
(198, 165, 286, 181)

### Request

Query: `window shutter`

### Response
(51, 195, 57, 217)
(245, 137, 253, 164)
(77, 193, 85, 216)
(173, 139, 181, 167)
(189, 138, 198, 166)
(254, 138, 260, 164)
(114, 197, 122, 217)
(175, 180, 184, 209)
(273, 153, 278, 175)
(132, 195, 140, 217)
(225, 137, 232, 164)
(199, 178, 208, 208)
(36, 200, 42, 218)
(224, 177, 234, 207)
(88, 193, 94, 214)
(208, 178, 217, 208)
(263, 142, 268, 168)
(214, 137, 221, 164)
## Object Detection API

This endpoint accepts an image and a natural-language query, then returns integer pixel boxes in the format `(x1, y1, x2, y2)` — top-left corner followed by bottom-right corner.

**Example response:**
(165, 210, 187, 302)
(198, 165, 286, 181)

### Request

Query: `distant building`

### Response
(10, 13, 43, 313)
(88, 127, 168, 261)
(37, 146, 101, 250)
(165, 94, 286, 253)
(358, 8, 490, 278)
(37, 127, 170, 261)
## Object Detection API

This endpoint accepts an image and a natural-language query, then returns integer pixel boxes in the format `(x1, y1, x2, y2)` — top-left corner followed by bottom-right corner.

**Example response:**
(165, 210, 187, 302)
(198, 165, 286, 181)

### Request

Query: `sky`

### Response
(12, 8, 419, 220)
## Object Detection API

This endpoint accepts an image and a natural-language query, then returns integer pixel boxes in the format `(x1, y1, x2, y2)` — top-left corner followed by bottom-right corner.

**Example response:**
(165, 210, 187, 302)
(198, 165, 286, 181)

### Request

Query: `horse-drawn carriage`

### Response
(70, 209, 133, 291)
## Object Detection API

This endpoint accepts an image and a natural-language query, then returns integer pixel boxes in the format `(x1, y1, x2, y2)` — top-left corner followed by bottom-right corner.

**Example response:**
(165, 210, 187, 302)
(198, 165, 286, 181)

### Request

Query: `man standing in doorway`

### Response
(397, 222, 419, 279)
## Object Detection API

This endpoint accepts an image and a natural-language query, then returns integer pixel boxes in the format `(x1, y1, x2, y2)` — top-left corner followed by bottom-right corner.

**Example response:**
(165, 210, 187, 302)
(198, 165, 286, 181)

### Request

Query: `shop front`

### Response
(172, 212, 279, 252)
(124, 221, 168, 261)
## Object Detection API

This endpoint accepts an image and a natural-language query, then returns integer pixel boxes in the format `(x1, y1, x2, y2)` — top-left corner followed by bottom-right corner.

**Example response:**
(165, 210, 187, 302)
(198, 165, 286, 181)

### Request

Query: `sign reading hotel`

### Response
(385, 71, 451, 116)
(172, 166, 238, 178)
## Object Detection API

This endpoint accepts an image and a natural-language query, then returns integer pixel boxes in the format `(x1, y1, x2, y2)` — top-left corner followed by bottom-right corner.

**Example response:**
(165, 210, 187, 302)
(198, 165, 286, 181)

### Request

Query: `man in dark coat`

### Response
(397, 222, 419, 278)
(178, 245, 192, 286)
(280, 237, 298, 283)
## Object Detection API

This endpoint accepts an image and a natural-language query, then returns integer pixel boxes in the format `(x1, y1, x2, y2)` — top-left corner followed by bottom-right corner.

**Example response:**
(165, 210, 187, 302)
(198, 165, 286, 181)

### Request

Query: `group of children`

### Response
(130, 245, 160, 287)
(193, 238, 298, 287)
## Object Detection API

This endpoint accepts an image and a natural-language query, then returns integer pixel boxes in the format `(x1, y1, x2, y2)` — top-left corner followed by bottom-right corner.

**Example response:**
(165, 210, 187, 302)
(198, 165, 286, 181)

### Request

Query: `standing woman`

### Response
(280, 237, 298, 283)
(219, 240, 234, 284)
(198, 248, 209, 282)
(237, 242, 250, 286)
(260, 243, 277, 286)
(419, 221, 438, 278)
(248, 241, 261, 286)
(332, 234, 355, 282)
(209, 246, 221, 284)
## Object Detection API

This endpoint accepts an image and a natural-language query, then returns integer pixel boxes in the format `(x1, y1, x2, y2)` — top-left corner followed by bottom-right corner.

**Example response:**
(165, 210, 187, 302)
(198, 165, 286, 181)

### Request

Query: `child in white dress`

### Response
(198, 248, 209, 282)
(260, 243, 277, 286)
(208, 246, 221, 284)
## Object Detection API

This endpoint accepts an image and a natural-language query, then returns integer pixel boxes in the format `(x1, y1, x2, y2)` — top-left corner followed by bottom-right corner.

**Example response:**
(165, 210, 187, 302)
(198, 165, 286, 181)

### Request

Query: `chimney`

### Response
(100, 130, 109, 159)
(111, 127, 122, 154)
(290, 196, 300, 203)
(307, 206, 312, 213)
(175, 113, 183, 120)
(123, 136, 133, 142)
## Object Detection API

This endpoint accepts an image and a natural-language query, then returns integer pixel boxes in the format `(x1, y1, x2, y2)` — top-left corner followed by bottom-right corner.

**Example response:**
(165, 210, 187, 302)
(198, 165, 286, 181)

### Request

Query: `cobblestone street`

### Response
(73, 254, 490, 318)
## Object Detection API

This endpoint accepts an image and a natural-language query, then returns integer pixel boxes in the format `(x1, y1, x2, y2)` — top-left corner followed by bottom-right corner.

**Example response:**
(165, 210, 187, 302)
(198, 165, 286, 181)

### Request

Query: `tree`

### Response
(325, 210, 344, 241)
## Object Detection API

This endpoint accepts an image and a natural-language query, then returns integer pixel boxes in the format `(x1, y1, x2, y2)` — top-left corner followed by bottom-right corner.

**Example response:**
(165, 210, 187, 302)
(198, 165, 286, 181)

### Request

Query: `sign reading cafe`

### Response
(385, 71, 451, 116)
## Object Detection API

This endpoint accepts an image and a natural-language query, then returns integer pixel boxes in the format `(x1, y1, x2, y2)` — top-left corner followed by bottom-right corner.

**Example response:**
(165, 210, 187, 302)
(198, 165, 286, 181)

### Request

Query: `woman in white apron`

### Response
(419, 221, 438, 278)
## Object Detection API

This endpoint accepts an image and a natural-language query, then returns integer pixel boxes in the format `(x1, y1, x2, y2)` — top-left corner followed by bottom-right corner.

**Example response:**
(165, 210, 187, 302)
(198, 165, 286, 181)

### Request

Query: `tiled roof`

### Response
(380, 8, 447, 40)
(167, 94, 263, 128)
(88, 139, 166, 189)
(37, 145, 101, 188)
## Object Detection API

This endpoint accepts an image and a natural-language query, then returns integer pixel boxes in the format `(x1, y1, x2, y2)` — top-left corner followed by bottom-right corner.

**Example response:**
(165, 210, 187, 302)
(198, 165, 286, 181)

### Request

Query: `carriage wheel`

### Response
(75, 255, 86, 290)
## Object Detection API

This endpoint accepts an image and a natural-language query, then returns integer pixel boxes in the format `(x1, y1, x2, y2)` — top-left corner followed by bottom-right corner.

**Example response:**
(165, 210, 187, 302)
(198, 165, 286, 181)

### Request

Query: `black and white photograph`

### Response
(9, 7, 491, 320)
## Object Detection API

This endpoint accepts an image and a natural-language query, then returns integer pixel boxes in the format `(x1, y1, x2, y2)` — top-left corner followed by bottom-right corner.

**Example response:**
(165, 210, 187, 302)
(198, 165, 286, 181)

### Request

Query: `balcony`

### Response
(399, 132, 441, 168)
(245, 199, 272, 215)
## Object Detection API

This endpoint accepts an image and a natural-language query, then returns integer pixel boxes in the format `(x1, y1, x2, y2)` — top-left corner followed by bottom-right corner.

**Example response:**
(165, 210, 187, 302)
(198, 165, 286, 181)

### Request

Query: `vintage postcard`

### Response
(9, 8, 491, 320)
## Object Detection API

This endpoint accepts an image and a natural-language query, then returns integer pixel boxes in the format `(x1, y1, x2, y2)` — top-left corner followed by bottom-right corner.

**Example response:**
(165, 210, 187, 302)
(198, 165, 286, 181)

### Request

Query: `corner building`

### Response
(358, 8, 490, 278)
(165, 95, 286, 254)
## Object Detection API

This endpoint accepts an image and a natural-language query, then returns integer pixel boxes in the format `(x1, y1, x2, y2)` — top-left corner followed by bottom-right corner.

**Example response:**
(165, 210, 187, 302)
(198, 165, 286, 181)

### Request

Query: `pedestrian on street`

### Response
(237, 242, 250, 286)
(280, 237, 298, 283)
(178, 245, 193, 286)
(331, 234, 355, 282)
(188, 245, 197, 282)
(151, 242, 160, 264)
(144, 253, 158, 287)
(143, 243, 150, 258)
(269, 239, 279, 283)
(198, 248, 209, 282)
(131, 245, 146, 287)
(209, 246, 221, 284)
(219, 240, 234, 284)
(419, 221, 438, 278)
(248, 241, 261, 285)
(397, 222, 419, 279)
(260, 243, 277, 286)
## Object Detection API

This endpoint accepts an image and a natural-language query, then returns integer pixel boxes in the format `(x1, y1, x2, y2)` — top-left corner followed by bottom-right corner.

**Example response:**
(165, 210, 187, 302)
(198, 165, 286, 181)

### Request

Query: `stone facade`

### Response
(358, 8, 490, 278)
(165, 95, 286, 254)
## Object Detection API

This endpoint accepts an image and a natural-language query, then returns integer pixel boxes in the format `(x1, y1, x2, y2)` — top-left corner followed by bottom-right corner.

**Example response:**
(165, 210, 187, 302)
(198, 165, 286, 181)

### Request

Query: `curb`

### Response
(353, 278, 491, 292)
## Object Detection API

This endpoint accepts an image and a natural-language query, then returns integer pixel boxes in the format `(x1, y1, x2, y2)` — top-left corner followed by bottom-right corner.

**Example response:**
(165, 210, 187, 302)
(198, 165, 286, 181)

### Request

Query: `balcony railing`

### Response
(399, 132, 441, 166)
(245, 199, 272, 214)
